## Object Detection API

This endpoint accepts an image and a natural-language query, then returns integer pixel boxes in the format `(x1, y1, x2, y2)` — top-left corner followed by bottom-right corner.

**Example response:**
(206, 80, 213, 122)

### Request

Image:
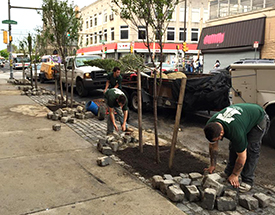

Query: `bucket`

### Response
(86, 101, 98, 115)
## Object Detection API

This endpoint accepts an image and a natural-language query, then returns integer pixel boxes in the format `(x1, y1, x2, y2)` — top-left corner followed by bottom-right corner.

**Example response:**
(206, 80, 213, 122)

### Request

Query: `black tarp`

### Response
(172, 71, 231, 111)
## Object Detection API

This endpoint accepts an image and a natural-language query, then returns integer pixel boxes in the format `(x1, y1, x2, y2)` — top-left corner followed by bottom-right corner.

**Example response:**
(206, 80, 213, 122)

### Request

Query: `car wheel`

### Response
(76, 80, 88, 97)
(39, 74, 45, 83)
(130, 92, 138, 112)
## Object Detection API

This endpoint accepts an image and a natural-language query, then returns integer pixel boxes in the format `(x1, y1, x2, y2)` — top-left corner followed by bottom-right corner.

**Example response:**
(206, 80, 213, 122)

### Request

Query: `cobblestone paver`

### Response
(28, 94, 275, 215)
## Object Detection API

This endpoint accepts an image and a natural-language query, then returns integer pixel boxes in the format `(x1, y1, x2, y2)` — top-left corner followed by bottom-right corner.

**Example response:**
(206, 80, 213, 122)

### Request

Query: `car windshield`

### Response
(75, 55, 101, 67)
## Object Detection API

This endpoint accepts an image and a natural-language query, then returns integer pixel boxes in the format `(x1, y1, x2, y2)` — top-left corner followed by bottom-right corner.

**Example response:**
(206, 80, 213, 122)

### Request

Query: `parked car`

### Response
(26, 63, 42, 80)
(0, 59, 5, 68)
(60, 54, 107, 97)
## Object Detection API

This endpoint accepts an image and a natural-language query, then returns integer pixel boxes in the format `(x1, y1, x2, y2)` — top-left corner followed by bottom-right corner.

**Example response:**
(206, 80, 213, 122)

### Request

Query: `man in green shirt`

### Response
(105, 88, 132, 134)
(204, 103, 270, 192)
(103, 66, 122, 94)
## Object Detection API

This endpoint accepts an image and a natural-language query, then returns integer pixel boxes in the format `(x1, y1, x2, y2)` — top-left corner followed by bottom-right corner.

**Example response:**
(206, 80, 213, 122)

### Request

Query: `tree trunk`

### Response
(169, 77, 187, 169)
(70, 65, 74, 108)
(137, 69, 143, 153)
(153, 69, 160, 163)
(65, 67, 69, 107)
(34, 63, 38, 89)
(59, 63, 64, 106)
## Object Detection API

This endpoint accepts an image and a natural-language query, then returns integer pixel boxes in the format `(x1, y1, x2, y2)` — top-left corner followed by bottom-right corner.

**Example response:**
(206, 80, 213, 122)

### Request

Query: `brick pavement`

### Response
(27, 93, 275, 215)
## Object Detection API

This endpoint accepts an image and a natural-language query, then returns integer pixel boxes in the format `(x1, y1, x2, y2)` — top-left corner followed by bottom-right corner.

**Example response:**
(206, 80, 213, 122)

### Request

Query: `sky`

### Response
(0, 0, 91, 51)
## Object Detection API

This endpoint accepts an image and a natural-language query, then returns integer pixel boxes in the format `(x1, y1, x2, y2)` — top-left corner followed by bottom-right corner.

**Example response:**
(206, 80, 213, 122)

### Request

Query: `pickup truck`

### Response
(121, 71, 231, 113)
(230, 64, 275, 148)
(60, 54, 108, 96)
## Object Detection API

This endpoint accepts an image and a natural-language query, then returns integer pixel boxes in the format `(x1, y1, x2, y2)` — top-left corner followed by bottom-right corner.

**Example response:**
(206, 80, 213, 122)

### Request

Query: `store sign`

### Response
(117, 43, 130, 50)
(203, 32, 225, 45)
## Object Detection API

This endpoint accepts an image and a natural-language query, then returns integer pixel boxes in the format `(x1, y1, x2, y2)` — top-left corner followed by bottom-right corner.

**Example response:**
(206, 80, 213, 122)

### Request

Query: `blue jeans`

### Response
(224, 113, 270, 185)
(107, 106, 127, 134)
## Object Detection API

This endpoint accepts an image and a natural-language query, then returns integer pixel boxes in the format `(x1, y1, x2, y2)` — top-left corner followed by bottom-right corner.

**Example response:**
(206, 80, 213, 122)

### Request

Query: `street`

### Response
(1, 65, 275, 187)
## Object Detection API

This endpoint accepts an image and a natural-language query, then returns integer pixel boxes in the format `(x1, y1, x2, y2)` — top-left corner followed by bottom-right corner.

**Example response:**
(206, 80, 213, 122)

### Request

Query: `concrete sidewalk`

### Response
(0, 77, 184, 215)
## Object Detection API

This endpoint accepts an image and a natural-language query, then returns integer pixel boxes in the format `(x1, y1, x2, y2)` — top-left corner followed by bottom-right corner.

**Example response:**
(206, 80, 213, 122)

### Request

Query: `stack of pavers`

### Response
(96, 135, 138, 167)
(152, 172, 272, 212)
(47, 104, 94, 124)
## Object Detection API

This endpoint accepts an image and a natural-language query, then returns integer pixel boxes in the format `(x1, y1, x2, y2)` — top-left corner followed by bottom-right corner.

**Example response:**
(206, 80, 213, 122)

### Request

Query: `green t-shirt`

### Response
(107, 72, 122, 89)
(207, 103, 264, 152)
(105, 88, 128, 111)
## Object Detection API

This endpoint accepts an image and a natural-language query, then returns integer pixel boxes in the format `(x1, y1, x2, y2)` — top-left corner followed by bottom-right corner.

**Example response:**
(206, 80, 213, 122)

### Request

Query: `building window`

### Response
(179, 28, 187, 41)
(191, 28, 199, 42)
(138, 26, 146, 40)
(104, 29, 107, 41)
(155, 30, 161, 41)
(98, 12, 102, 26)
(94, 14, 97, 26)
(90, 16, 93, 27)
(111, 27, 115, 41)
(120, 25, 129, 40)
(104, 10, 108, 23)
(168, 9, 176, 21)
(180, 7, 188, 22)
(90, 34, 93, 45)
(192, 9, 200, 23)
(203, 10, 209, 23)
(86, 35, 89, 46)
(94, 32, 97, 44)
(86, 20, 89, 29)
(99, 31, 102, 42)
(167, 27, 175, 41)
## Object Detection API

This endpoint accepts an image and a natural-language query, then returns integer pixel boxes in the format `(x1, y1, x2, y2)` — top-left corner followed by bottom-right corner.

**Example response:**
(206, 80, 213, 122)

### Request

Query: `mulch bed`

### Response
(115, 145, 208, 179)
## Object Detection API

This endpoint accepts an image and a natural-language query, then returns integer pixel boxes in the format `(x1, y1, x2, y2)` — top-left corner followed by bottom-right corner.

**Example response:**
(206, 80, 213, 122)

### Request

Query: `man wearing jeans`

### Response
(105, 88, 133, 135)
(203, 103, 270, 192)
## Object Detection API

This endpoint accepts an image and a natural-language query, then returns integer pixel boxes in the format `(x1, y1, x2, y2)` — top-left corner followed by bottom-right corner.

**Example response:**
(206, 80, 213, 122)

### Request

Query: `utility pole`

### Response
(183, 0, 187, 69)
(8, 0, 13, 79)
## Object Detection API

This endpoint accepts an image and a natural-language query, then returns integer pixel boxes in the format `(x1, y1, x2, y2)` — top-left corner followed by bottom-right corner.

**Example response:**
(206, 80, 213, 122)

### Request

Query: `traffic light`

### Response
(176, 45, 179, 50)
(182, 42, 189, 52)
(104, 46, 107, 53)
(3, 31, 8, 44)
(9, 36, 12, 42)
(130, 45, 133, 53)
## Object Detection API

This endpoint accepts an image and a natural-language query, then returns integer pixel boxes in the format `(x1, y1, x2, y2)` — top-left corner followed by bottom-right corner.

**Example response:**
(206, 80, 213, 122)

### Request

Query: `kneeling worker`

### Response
(203, 103, 269, 192)
(105, 88, 133, 135)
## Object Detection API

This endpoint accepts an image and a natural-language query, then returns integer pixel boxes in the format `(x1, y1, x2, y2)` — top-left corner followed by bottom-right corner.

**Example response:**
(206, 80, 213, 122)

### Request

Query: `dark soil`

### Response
(115, 145, 208, 179)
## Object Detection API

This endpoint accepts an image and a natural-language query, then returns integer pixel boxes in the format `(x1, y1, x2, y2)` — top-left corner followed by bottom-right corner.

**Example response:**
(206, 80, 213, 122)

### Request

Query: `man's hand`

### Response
(204, 166, 215, 174)
(228, 174, 240, 188)
(121, 123, 126, 131)
(114, 123, 118, 131)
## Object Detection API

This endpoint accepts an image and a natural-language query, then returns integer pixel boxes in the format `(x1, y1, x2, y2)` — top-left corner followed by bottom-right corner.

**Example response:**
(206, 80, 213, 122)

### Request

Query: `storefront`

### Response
(197, 17, 265, 73)
(77, 42, 198, 64)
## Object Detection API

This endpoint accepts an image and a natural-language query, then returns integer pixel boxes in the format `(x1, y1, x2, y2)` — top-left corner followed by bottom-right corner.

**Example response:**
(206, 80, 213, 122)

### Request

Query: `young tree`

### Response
(112, 0, 180, 163)
(41, 0, 81, 107)
(19, 41, 28, 85)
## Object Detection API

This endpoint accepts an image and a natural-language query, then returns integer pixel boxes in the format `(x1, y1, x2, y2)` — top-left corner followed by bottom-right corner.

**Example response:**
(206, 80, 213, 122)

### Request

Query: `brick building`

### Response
(77, 0, 208, 63)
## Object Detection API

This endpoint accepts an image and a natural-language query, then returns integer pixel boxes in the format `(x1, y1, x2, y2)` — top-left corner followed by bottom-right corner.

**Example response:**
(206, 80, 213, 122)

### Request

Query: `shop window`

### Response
(191, 28, 199, 42)
(167, 27, 175, 41)
(120, 26, 129, 40)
